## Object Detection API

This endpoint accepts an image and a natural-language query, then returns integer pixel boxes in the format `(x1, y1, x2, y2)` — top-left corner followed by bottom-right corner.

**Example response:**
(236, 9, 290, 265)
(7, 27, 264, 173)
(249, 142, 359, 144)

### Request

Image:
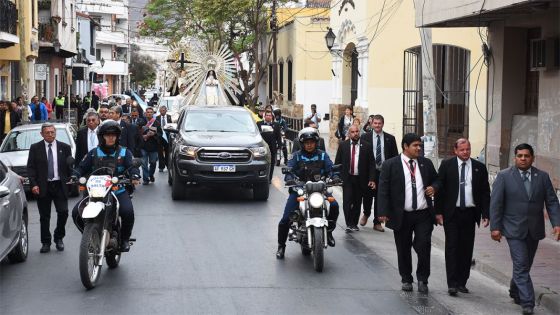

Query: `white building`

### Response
(77, 0, 130, 96)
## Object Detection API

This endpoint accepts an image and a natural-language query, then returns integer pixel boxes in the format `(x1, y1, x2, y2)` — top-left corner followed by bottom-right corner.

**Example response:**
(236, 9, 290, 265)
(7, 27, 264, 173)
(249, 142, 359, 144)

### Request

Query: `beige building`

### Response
(0, 0, 39, 100)
(416, 0, 560, 191)
(262, 6, 332, 133)
(328, 0, 488, 158)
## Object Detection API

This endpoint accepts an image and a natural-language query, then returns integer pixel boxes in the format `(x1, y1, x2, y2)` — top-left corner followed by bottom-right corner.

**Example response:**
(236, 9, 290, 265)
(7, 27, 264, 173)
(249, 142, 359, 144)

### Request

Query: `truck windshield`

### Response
(183, 111, 257, 133)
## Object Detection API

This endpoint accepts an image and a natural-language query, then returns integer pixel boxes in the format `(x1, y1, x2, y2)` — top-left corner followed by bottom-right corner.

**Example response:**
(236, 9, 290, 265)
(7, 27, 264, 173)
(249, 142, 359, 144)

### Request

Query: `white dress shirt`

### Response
(88, 127, 99, 152)
(44, 140, 59, 181)
(401, 154, 428, 211)
(372, 131, 385, 167)
(349, 140, 360, 175)
(456, 157, 475, 208)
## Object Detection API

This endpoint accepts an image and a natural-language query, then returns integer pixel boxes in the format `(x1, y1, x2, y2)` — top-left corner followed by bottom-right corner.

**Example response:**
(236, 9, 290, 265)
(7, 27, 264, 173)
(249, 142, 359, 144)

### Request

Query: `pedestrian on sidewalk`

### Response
(156, 105, 172, 172)
(359, 114, 399, 232)
(335, 124, 376, 232)
(336, 106, 353, 141)
(139, 107, 162, 184)
(489, 143, 560, 315)
(434, 138, 490, 296)
(377, 133, 440, 294)
(26, 123, 73, 253)
(29, 96, 49, 122)
(41, 97, 53, 120)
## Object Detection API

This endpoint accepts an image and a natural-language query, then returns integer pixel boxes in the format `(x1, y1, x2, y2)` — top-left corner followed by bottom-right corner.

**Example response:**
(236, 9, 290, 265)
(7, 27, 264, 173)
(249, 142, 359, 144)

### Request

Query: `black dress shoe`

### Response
(40, 244, 50, 253)
(327, 232, 335, 247)
(448, 287, 458, 296)
(401, 282, 413, 292)
(276, 245, 285, 259)
(149, 176, 155, 182)
(418, 281, 429, 293)
(457, 286, 469, 293)
(351, 226, 360, 232)
(522, 307, 534, 315)
(54, 239, 64, 251)
(510, 292, 521, 305)
(120, 239, 131, 252)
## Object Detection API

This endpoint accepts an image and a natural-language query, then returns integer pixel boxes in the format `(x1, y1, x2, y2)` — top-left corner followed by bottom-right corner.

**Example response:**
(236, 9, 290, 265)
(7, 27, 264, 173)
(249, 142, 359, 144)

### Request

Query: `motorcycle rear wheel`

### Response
(312, 226, 324, 272)
(79, 222, 102, 289)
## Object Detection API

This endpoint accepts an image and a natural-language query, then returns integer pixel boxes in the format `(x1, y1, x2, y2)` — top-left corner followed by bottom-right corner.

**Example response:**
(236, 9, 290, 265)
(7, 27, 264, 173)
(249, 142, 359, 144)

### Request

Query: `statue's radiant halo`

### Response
(169, 41, 241, 106)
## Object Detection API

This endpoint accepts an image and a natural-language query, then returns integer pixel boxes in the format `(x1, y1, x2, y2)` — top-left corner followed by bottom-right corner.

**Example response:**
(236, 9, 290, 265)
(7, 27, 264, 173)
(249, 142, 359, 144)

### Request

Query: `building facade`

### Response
(36, 0, 77, 100)
(263, 6, 332, 133)
(73, 12, 97, 98)
(328, 0, 488, 158)
(416, 0, 560, 191)
(0, 0, 39, 101)
(78, 0, 130, 96)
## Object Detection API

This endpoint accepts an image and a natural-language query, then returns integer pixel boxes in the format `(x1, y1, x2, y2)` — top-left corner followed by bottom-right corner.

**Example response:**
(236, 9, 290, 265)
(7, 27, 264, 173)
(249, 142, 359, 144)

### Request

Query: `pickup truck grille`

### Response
(197, 149, 251, 163)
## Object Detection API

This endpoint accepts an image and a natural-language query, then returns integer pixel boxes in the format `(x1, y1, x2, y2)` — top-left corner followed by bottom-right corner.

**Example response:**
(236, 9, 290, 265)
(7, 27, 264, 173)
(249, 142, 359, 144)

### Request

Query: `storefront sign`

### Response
(35, 64, 47, 80)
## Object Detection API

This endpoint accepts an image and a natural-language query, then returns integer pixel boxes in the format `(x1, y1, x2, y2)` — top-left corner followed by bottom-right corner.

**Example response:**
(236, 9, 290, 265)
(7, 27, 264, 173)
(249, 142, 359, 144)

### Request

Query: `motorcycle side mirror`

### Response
(281, 167, 292, 175)
(332, 164, 341, 172)
(132, 158, 142, 168)
(66, 156, 75, 166)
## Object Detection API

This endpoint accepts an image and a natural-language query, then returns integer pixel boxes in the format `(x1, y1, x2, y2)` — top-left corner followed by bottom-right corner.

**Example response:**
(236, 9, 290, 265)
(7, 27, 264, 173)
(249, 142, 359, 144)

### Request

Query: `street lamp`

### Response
(53, 39, 61, 53)
(100, 57, 106, 85)
(325, 27, 336, 51)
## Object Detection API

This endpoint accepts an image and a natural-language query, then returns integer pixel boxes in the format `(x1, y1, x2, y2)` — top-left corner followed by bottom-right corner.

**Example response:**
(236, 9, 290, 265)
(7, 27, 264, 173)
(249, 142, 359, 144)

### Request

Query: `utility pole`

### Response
(271, 0, 278, 103)
(420, 27, 439, 165)
(17, 0, 29, 106)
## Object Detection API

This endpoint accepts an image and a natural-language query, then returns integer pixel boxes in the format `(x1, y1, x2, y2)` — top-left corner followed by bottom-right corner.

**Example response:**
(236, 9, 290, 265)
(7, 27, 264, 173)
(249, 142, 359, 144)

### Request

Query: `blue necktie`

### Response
(460, 162, 466, 209)
(375, 135, 382, 167)
(522, 171, 531, 198)
(47, 143, 54, 180)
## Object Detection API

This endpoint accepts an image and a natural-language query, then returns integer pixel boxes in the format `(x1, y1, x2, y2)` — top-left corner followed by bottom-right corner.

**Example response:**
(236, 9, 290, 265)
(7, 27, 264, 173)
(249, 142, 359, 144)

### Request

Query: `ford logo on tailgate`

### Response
(218, 152, 231, 159)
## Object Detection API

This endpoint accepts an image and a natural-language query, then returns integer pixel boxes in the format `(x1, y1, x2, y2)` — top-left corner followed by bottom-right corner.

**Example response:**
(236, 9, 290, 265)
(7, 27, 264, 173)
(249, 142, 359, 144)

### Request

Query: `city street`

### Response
(0, 170, 553, 315)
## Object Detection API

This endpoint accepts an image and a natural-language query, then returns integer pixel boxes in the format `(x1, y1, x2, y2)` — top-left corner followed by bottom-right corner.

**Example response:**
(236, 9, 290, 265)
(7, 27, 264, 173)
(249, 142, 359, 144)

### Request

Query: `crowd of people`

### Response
(269, 104, 559, 315)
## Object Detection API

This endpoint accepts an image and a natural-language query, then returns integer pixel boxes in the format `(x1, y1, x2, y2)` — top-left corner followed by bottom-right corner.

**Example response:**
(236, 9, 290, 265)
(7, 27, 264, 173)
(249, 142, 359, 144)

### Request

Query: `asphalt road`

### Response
(0, 170, 552, 314)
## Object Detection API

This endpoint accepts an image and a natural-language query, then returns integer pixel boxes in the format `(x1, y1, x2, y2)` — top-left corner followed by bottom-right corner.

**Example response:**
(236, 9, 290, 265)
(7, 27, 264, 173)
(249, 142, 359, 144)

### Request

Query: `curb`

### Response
(429, 226, 559, 314)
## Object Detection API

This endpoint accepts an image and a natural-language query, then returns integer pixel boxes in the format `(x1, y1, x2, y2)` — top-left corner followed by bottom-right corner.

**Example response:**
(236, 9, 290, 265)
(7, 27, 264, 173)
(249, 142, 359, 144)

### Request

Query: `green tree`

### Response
(140, 0, 294, 108)
(130, 45, 157, 88)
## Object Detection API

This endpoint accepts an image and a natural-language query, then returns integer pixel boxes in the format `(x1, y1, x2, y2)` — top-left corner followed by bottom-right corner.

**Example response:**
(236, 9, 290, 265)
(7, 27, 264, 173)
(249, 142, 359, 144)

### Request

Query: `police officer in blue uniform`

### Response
(277, 128, 340, 259)
(72, 120, 140, 251)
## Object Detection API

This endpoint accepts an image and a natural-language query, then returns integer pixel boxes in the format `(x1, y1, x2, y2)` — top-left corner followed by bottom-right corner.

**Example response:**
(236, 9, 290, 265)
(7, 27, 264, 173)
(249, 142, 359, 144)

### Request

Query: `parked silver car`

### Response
(0, 158, 28, 263)
(0, 123, 78, 195)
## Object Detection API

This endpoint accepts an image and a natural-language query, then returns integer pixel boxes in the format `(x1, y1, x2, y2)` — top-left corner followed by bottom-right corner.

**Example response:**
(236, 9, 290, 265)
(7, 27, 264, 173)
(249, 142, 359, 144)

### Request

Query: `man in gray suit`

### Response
(490, 143, 560, 315)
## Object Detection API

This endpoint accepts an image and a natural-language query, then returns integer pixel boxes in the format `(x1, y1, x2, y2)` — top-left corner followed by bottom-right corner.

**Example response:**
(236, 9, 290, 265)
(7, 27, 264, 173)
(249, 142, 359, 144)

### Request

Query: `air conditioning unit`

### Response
(530, 37, 559, 71)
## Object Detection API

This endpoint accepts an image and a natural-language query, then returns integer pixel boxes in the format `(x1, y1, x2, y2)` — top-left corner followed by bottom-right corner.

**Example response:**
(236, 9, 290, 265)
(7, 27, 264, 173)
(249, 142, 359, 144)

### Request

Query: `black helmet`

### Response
(97, 120, 122, 150)
(298, 127, 319, 144)
(273, 107, 282, 116)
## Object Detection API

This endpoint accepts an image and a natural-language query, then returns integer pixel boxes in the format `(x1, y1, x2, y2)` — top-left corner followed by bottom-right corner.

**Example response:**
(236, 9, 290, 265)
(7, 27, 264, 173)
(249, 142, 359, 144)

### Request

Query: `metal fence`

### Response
(0, 0, 17, 36)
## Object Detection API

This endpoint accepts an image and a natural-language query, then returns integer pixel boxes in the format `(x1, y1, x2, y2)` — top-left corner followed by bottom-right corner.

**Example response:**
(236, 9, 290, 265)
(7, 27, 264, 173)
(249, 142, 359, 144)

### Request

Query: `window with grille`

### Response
(287, 60, 293, 101)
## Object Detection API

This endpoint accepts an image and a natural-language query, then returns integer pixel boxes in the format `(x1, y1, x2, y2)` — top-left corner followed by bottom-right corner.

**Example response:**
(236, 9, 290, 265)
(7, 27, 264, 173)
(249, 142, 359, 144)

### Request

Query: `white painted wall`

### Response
(296, 79, 331, 133)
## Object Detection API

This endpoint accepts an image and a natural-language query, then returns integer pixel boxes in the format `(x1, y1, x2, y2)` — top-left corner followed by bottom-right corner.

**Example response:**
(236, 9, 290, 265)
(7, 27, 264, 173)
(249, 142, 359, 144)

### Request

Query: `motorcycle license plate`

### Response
(213, 165, 236, 172)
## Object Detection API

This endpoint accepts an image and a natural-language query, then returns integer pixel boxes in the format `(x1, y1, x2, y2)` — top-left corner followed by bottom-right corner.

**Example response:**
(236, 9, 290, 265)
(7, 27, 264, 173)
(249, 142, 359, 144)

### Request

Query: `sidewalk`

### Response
(320, 137, 560, 314)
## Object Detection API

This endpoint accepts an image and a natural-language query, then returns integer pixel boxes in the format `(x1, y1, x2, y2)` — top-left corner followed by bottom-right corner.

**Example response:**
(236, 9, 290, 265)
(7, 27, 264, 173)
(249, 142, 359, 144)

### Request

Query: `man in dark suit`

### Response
(377, 133, 440, 293)
(257, 111, 282, 181)
(360, 114, 399, 232)
(27, 123, 73, 253)
(109, 105, 137, 153)
(75, 112, 100, 166)
(156, 105, 172, 172)
(435, 138, 490, 296)
(140, 107, 163, 184)
(335, 124, 376, 232)
(490, 143, 560, 315)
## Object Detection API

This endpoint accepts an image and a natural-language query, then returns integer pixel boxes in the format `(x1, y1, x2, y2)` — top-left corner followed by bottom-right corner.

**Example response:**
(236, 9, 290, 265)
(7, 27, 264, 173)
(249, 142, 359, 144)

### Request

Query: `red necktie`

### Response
(350, 143, 356, 175)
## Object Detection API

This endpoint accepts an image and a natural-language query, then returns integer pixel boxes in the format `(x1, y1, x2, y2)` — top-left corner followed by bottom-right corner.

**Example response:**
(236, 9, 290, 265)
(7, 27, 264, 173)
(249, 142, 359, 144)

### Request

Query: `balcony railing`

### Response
(39, 21, 56, 42)
(0, 0, 18, 35)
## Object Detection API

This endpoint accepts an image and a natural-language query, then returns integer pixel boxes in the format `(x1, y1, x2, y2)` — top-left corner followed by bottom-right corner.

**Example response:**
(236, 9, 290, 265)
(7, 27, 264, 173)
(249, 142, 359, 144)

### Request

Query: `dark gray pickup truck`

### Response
(167, 106, 271, 200)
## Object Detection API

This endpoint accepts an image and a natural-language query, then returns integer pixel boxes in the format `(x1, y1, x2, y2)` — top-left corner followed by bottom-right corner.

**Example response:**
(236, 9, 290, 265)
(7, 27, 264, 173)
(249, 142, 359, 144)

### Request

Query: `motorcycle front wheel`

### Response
(79, 222, 102, 289)
(312, 226, 324, 272)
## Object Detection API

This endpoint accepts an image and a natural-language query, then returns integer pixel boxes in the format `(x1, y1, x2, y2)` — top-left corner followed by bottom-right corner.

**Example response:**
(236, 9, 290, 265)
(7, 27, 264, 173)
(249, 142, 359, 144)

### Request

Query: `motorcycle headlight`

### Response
(308, 192, 324, 209)
(179, 145, 199, 158)
(250, 146, 268, 158)
(79, 177, 87, 185)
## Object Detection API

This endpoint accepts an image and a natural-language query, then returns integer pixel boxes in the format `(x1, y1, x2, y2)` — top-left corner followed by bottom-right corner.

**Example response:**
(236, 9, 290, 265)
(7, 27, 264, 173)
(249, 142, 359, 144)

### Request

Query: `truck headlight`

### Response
(250, 146, 268, 158)
(308, 192, 324, 209)
(179, 145, 199, 158)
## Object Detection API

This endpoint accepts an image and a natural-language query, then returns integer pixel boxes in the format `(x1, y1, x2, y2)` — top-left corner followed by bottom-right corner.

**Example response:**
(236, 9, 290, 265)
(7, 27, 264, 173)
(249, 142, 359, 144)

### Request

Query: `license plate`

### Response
(213, 165, 236, 172)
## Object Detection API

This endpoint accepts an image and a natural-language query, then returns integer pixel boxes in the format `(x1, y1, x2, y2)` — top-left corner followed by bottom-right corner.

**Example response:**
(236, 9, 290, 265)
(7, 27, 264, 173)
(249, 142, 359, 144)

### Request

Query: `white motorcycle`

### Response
(72, 161, 140, 289)
(282, 166, 342, 272)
